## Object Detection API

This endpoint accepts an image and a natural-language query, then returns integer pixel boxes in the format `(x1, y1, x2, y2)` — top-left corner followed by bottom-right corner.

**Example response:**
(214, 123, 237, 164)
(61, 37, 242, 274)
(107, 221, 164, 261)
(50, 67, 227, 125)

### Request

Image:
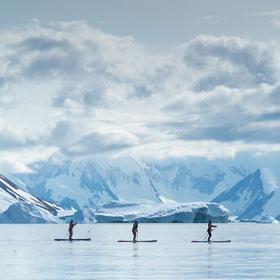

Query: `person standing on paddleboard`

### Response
(132, 221, 138, 242)
(207, 220, 217, 242)
(68, 220, 77, 240)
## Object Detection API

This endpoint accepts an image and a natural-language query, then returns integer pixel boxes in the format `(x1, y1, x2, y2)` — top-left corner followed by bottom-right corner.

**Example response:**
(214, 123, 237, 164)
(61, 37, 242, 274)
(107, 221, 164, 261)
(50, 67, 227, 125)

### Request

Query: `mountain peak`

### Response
(259, 168, 278, 195)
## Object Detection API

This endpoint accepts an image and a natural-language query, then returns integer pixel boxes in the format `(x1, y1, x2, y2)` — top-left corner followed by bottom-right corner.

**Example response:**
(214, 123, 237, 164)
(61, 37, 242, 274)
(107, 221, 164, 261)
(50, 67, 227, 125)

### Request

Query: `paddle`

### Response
(202, 233, 208, 240)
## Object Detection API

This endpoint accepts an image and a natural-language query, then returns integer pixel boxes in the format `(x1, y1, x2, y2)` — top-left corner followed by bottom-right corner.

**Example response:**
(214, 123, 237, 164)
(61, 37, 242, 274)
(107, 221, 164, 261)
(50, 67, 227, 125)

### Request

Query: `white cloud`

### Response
(1, 21, 280, 168)
(0, 119, 36, 150)
(180, 35, 278, 91)
(66, 129, 139, 156)
(0, 146, 58, 173)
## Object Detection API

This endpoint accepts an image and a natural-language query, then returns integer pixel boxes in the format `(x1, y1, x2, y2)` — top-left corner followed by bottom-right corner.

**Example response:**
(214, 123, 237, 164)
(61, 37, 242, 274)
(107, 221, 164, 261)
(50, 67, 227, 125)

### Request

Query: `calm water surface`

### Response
(0, 223, 279, 279)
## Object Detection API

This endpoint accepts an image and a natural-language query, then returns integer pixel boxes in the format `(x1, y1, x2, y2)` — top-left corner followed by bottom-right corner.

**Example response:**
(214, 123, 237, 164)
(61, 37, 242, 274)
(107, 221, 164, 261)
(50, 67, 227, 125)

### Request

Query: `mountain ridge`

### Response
(3, 156, 280, 222)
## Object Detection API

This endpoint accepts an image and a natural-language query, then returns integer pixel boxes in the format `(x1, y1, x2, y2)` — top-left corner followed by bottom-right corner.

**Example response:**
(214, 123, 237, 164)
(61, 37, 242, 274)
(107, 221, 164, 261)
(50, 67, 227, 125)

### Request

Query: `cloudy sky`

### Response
(1, 0, 280, 172)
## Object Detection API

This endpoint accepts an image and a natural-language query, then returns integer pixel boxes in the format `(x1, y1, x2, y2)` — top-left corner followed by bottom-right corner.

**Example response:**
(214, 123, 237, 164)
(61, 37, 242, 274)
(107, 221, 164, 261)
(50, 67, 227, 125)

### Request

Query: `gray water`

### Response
(0, 223, 279, 279)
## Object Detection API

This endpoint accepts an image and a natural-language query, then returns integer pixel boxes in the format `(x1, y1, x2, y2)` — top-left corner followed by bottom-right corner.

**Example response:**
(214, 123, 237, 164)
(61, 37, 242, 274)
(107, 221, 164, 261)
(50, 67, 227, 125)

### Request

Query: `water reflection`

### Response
(132, 243, 139, 258)
(207, 244, 213, 279)
(131, 243, 140, 279)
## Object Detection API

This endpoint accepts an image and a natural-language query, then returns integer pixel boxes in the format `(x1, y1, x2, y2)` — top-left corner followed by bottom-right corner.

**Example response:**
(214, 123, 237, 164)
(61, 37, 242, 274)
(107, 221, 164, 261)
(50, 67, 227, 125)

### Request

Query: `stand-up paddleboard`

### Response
(54, 238, 91, 241)
(191, 240, 231, 243)
(118, 240, 157, 243)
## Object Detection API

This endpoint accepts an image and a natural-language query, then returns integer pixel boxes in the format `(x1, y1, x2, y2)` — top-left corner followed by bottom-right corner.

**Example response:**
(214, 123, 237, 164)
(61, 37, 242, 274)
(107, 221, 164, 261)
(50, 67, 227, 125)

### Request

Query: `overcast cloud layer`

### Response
(1, 21, 280, 172)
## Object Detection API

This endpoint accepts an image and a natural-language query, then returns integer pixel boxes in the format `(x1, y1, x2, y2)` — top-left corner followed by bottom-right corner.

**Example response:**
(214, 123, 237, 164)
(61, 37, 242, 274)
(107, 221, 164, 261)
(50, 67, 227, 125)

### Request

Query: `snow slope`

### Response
(212, 168, 280, 220)
(0, 174, 61, 223)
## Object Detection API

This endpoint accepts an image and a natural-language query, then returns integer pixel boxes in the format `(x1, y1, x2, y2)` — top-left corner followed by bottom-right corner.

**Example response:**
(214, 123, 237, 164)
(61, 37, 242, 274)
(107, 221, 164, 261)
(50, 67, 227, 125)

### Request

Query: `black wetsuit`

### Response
(207, 226, 212, 242)
(207, 222, 216, 242)
(132, 223, 138, 242)
(68, 222, 76, 240)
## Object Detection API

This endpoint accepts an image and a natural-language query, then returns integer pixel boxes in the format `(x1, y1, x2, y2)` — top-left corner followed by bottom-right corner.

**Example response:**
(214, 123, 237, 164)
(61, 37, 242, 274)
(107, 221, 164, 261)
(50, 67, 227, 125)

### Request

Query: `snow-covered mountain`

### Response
(5, 155, 280, 222)
(11, 157, 248, 209)
(0, 171, 230, 223)
(0, 173, 63, 223)
(212, 168, 280, 220)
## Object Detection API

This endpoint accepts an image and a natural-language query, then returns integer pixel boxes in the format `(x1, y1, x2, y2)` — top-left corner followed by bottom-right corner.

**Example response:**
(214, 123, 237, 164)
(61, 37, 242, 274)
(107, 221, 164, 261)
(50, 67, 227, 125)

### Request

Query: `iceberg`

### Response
(91, 199, 229, 223)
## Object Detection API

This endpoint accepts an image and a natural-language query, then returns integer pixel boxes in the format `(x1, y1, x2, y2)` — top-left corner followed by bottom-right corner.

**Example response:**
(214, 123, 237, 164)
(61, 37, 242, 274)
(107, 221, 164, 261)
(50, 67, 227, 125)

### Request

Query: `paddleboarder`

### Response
(68, 220, 77, 240)
(132, 221, 138, 243)
(207, 220, 217, 242)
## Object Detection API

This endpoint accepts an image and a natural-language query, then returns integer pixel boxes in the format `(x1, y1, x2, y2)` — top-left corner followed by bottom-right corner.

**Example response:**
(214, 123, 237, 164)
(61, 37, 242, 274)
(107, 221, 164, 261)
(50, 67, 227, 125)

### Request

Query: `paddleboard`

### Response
(118, 240, 157, 243)
(191, 240, 231, 243)
(54, 238, 91, 241)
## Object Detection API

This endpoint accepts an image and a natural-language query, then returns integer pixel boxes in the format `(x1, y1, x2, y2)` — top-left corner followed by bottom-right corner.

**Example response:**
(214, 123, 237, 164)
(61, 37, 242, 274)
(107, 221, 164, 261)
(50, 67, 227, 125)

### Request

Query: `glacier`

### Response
(72, 199, 230, 223)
